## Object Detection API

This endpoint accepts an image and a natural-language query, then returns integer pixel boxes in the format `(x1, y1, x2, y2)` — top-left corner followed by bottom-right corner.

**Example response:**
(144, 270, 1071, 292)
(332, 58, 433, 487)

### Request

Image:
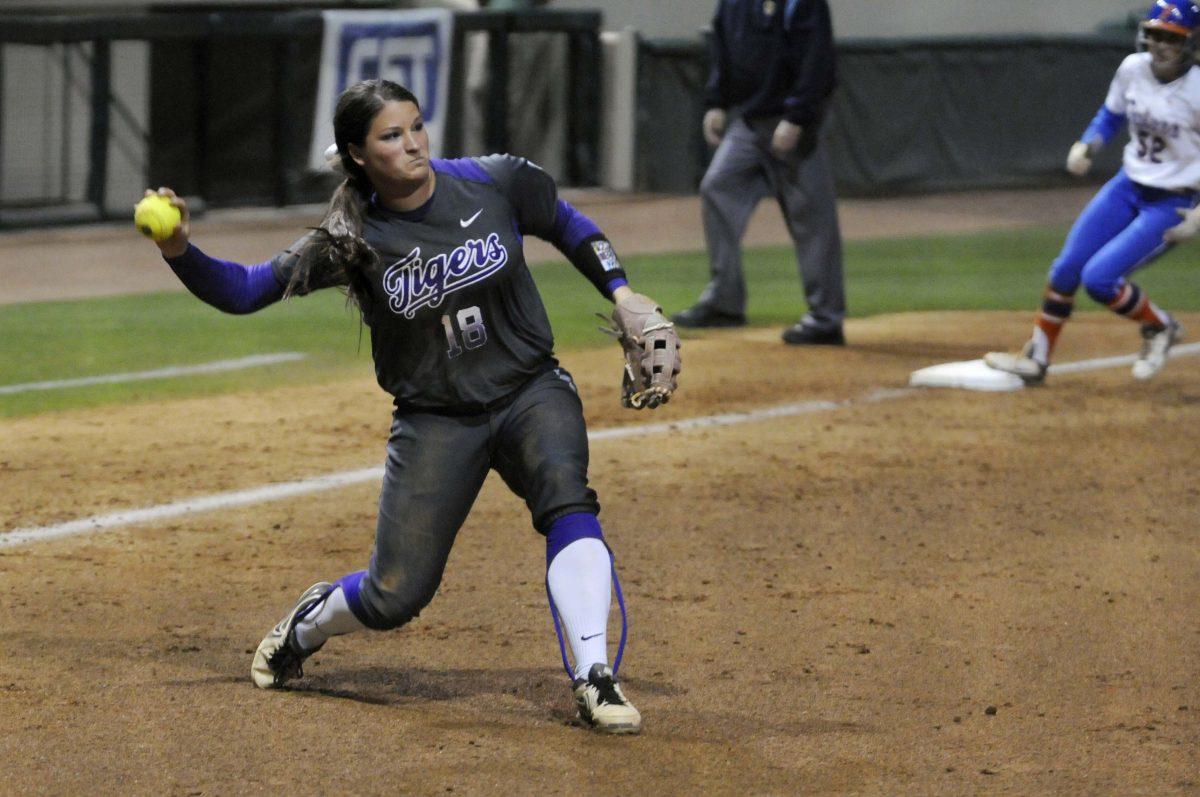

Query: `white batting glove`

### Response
(1066, 140, 1096, 177)
(1163, 205, 1200, 243)
(770, 120, 803, 158)
(702, 108, 727, 148)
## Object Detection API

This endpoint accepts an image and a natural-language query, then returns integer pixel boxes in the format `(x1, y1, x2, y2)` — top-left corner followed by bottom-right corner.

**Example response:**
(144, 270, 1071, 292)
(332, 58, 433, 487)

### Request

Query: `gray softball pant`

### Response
(353, 366, 600, 631)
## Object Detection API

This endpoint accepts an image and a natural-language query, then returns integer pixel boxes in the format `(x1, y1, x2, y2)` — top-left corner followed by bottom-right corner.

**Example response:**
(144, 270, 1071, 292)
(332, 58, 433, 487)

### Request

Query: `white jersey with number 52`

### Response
(1105, 52, 1200, 191)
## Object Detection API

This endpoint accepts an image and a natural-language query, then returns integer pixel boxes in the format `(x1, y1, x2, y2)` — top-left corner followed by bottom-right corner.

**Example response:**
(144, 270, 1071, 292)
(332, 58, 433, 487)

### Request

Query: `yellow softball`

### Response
(133, 195, 182, 242)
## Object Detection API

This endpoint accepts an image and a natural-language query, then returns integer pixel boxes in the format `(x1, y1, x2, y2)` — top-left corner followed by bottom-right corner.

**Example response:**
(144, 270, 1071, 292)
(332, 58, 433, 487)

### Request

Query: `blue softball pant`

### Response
(1049, 170, 1197, 303)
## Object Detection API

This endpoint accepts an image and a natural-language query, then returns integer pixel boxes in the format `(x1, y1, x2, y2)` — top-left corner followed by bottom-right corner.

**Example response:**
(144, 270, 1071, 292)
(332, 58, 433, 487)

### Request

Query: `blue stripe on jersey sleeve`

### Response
(1083, 106, 1126, 146)
(431, 158, 494, 184)
(551, 199, 602, 252)
(164, 244, 284, 314)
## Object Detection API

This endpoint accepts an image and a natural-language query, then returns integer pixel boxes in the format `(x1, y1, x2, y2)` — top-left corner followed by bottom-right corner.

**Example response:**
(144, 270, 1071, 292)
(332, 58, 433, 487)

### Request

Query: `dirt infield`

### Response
(1, 309, 1198, 795)
(2, 186, 1198, 794)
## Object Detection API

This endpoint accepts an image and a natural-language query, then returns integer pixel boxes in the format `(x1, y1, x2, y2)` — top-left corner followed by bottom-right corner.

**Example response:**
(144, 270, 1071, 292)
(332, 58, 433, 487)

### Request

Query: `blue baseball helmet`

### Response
(1138, 1, 1200, 62)
(1142, 0, 1200, 36)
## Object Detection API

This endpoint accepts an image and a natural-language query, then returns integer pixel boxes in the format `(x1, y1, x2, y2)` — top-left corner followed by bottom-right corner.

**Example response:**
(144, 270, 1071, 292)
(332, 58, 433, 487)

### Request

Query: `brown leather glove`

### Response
(602, 293, 681, 409)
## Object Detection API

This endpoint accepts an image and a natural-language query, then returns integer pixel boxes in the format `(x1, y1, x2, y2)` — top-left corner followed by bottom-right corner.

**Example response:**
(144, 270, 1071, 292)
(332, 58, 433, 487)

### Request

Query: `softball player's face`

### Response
(1146, 28, 1188, 70)
(350, 100, 432, 190)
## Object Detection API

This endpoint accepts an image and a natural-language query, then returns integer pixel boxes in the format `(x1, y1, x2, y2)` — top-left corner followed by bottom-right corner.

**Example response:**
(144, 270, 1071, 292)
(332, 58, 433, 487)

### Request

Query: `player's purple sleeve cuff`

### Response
(1083, 106, 1126, 147)
(164, 244, 285, 314)
(550, 199, 603, 251)
(546, 200, 628, 299)
(606, 277, 628, 295)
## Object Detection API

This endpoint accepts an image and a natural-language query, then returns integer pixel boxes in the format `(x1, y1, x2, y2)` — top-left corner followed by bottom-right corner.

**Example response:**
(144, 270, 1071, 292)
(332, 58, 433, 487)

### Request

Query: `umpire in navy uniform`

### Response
(673, 0, 846, 346)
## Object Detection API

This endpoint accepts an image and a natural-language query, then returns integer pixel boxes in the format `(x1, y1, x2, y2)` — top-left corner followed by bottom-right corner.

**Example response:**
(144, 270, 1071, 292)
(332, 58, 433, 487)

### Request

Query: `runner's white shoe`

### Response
(572, 663, 642, 734)
(251, 581, 333, 689)
(984, 341, 1048, 385)
(1132, 318, 1182, 380)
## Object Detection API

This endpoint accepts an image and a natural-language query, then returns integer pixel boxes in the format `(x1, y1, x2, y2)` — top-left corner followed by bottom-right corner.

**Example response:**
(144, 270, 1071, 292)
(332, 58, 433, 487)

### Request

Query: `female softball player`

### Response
(987, 0, 1200, 384)
(141, 79, 680, 734)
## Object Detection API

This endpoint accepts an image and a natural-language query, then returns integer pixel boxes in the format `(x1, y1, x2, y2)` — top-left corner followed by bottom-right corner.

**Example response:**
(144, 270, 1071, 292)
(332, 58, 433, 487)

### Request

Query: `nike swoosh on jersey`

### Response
(459, 209, 483, 227)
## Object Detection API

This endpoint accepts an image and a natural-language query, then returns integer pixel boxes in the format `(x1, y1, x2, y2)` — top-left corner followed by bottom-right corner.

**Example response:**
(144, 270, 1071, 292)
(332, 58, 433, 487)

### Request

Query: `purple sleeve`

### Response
(163, 244, 286, 314)
(1082, 106, 1125, 147)
(549, 199, 603, 253)
(548, 200, 628, 300)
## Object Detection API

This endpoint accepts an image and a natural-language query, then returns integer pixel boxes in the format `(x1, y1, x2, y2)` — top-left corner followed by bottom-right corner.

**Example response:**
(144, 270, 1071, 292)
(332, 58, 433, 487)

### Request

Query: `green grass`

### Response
(609, 225, 1200, 323)
(0, 290, 371, 416)
(3, 222, 1196, 417)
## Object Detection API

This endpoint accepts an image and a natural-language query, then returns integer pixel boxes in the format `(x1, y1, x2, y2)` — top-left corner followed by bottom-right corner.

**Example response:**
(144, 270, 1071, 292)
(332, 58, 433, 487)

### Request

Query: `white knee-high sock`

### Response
(546, 537, 612, 680)
(294, 586, 366, 652)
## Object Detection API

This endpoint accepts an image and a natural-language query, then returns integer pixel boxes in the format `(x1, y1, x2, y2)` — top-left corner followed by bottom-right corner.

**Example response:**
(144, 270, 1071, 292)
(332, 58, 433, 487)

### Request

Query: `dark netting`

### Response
(635, 35, 1132, 196)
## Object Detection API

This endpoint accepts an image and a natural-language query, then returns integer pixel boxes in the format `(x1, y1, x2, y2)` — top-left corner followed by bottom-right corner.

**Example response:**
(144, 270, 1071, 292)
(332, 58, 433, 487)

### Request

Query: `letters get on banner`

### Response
(309, 9, 454, 171)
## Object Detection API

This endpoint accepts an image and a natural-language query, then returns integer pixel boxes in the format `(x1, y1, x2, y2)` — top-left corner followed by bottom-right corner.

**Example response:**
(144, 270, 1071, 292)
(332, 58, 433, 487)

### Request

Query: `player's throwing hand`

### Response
(139, 188, 190, 258)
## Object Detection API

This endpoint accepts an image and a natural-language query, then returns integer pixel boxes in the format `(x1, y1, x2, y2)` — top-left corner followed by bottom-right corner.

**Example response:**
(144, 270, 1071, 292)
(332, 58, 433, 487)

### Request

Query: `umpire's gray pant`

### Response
(699, 116, 846, 330)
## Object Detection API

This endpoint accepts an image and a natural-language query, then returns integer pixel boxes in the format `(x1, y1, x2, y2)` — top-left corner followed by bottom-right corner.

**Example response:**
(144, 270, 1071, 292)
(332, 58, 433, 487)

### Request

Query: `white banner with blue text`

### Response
(310, 9, 454, 171)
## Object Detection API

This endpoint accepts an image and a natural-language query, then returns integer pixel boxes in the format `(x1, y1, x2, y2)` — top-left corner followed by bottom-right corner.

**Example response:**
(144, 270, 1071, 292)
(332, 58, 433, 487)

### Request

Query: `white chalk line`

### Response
(0, 468, 384, 548)
(0, 353, 308, 395)
(3, 340, 1196, 549)
(1048, 341, 1200, 375)
(0, 387, 914, 549)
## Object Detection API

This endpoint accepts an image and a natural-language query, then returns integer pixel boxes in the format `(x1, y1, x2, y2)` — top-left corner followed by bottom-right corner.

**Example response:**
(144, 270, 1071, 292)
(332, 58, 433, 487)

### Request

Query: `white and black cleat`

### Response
(572, 663, 642, 734)
(984, 341, 1048, 385)
(1132, 318, 1182, 381)
(251, 581, 333, 689)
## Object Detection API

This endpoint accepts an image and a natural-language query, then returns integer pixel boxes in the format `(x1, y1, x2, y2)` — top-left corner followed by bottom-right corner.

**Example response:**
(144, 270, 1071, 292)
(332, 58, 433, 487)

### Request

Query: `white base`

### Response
(908, 359, 1025, 392)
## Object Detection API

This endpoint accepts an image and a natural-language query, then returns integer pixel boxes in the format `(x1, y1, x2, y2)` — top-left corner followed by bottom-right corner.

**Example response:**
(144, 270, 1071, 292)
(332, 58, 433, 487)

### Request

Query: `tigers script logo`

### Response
(382, 233, 508, 318)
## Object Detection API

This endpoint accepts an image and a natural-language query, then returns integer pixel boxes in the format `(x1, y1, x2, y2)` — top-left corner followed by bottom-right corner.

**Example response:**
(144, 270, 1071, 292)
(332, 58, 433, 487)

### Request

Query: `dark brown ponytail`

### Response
(286, 174, 377, 312)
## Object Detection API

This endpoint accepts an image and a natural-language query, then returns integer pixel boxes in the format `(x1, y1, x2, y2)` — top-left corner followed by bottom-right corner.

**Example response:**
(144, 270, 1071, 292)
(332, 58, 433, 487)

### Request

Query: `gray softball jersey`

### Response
(272, 155, 622, 413)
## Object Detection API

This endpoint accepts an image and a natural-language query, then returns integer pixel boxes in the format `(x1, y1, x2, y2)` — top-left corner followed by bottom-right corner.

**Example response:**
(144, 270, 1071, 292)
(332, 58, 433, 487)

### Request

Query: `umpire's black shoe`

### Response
(671, 304, 746, 328)
(782, 323, 845, 346)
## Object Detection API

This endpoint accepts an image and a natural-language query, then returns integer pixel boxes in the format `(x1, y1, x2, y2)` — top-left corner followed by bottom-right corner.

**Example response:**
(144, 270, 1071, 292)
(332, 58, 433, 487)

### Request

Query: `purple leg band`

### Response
(545, 512, 604, 568)
(335, 570, 371, 625)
